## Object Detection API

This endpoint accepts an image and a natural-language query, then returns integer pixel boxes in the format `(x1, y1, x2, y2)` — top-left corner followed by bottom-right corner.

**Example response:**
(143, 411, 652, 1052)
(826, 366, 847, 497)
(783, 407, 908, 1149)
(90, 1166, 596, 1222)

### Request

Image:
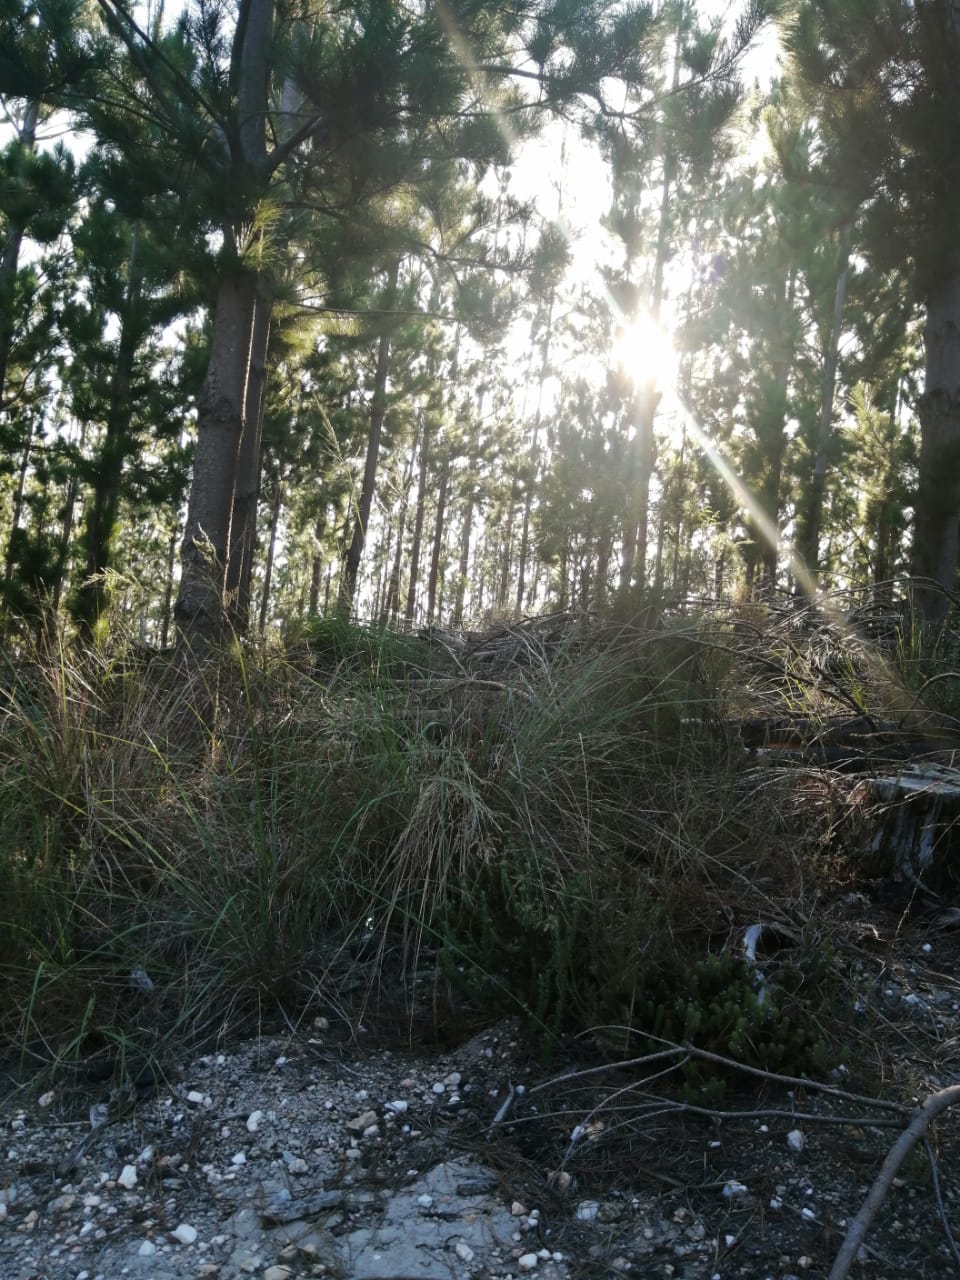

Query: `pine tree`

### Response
(787, 0, 960, 624)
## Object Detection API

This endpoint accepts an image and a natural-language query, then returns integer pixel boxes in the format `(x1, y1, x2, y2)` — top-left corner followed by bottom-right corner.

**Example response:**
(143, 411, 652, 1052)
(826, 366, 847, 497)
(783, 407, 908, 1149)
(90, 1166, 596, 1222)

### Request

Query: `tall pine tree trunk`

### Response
(175, 266, 259, 647)
(4, 417, 35, 584)
(515, 294, 554, 615)
(257, 474, 282, 634)
(0, 99, 39, 410)
(795, 227, 851, 577)
(427, 455, 450, 625)
(308, 508, 327, 616)
(339, 260, 399, 616)
(452, 487, 474, 626)
(383, 429, 417, 624)
(754, 269, 797, 593)
(75, 225, 143, 633)
(913, 267, 960, 627)
(404, 419, 430, 624)
(226, 283, 271, 632)
(175, 0, 273, 651)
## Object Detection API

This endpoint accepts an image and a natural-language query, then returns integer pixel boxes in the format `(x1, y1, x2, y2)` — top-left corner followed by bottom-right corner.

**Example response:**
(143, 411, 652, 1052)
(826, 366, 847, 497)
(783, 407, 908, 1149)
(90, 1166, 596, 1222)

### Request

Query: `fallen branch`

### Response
(828, 1083, 960, 1280)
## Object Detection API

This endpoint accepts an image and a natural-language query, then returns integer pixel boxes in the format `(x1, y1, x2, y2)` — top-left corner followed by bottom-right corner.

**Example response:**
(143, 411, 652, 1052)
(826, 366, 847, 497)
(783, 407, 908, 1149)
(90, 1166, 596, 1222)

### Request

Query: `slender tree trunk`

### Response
(257, 475, 282, 635)
(795, 227, 851, 577)
(595, 531, 612, 610)
(226, 282, 271, 632)
(0, 99, 39, 410)
(75, 225, 143, 633)
(160, 522, 179, 650)
(516, 295, 554, 615)
(427, 455, 450, 625)
(308, 508, 327, 616)
(383, 433, 417, 624)
(618, 41, 678, 608)
(913, 266, 960, 627)
(452, 487, 475, 626)
(755, 269, 798, 592)
(403, 419, 430, 624)
(175, 267, 259, 648)
(52, 423, 85, 614)
(339, 260, 399, 616)
(4, 416, 35, 583)
(496, 492, 515, 612)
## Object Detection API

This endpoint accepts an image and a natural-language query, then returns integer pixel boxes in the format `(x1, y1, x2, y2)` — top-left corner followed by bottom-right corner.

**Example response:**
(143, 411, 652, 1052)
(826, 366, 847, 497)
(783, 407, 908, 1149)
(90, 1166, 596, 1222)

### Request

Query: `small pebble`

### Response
(518, 1253, 539, 1271)
(575, 1200, 600, 1221)
(172, 1223, 198, 1244)
(117, 1165, 137, 1190)
(787, 1129, 805, 1152)
(456, 1242, 475, 1262)
(138, 1241, 157, 1256)
(246, 1110, 264, 1133)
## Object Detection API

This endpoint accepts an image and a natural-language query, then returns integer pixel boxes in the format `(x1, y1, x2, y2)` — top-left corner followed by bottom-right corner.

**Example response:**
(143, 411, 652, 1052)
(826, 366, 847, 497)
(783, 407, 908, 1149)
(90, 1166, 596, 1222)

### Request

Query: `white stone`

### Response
(722, 1181, 748, 1199)
(38, 1091, 54, 1108)
(417, 1194, 434, 1208)
(786, 1129, 805, 1152)
(511, 1200, 528, 1216)
(246, 1110, 264, 1133)
(518, 1252, 539, 1271)
(455, 1242, 475, 1262)
(444, 1072, 462, 1087)
(117, 1165, 138, 1190)
(231, 1152, 247, 1166)
(575, 1201, 600, 1221)
(801, 1206, 817, 1221)
(186, 1091, 204, 1105)
(138, 1241, 157, 1256)
(431, 1082, 445, 1095)
(172, 1223, 198, 1244)
(385, 1100, 408, 1114)
(284, 1155, 308, 1174)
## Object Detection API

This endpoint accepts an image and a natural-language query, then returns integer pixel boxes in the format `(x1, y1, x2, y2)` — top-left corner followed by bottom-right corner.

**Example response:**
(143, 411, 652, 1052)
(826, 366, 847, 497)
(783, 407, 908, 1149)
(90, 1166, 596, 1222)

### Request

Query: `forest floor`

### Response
(2, 890, 960, 1280)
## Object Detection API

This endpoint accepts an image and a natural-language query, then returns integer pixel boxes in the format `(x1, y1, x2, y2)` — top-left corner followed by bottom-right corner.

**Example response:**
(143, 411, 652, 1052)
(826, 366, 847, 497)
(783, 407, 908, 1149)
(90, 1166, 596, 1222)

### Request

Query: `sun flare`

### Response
(610, 311, 679, 392)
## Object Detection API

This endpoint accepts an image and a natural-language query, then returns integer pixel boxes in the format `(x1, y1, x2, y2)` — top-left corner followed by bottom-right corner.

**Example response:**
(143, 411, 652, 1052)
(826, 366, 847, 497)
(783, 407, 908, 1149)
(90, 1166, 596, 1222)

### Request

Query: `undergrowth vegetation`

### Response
(1, 597, 954, 1090)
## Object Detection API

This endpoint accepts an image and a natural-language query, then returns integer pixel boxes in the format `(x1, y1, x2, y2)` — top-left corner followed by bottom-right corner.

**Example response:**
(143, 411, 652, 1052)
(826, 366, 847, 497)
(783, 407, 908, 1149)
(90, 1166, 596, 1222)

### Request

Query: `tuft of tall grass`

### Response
(0, 611, 874, 1084)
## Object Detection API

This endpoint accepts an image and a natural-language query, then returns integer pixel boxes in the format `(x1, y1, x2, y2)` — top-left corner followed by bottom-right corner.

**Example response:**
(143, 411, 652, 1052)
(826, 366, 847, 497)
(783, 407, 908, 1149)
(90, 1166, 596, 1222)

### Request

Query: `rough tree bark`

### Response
(175, 266, 259, 647)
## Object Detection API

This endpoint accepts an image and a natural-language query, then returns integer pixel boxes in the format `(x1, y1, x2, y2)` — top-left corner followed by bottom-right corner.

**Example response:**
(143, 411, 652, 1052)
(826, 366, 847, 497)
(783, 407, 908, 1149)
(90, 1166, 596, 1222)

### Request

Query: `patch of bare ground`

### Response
(3, 899, 960, 1280)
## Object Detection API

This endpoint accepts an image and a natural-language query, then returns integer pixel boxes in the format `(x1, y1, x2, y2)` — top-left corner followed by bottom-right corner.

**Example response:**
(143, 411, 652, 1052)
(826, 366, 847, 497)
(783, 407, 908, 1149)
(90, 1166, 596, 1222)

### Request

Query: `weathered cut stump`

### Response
(848, 764, 960, 887)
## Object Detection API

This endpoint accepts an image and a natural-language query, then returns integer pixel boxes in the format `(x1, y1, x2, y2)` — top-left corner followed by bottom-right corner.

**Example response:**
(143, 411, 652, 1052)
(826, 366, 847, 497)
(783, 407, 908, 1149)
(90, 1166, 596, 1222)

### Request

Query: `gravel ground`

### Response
(3, 907, 960, 1280)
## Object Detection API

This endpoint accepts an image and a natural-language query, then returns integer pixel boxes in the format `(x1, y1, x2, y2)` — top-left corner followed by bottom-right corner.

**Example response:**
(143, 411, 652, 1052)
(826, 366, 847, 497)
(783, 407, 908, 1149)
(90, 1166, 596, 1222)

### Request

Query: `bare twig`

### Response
(924, 1135, 960, 1271)
(829, 1083, 960, 1280)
